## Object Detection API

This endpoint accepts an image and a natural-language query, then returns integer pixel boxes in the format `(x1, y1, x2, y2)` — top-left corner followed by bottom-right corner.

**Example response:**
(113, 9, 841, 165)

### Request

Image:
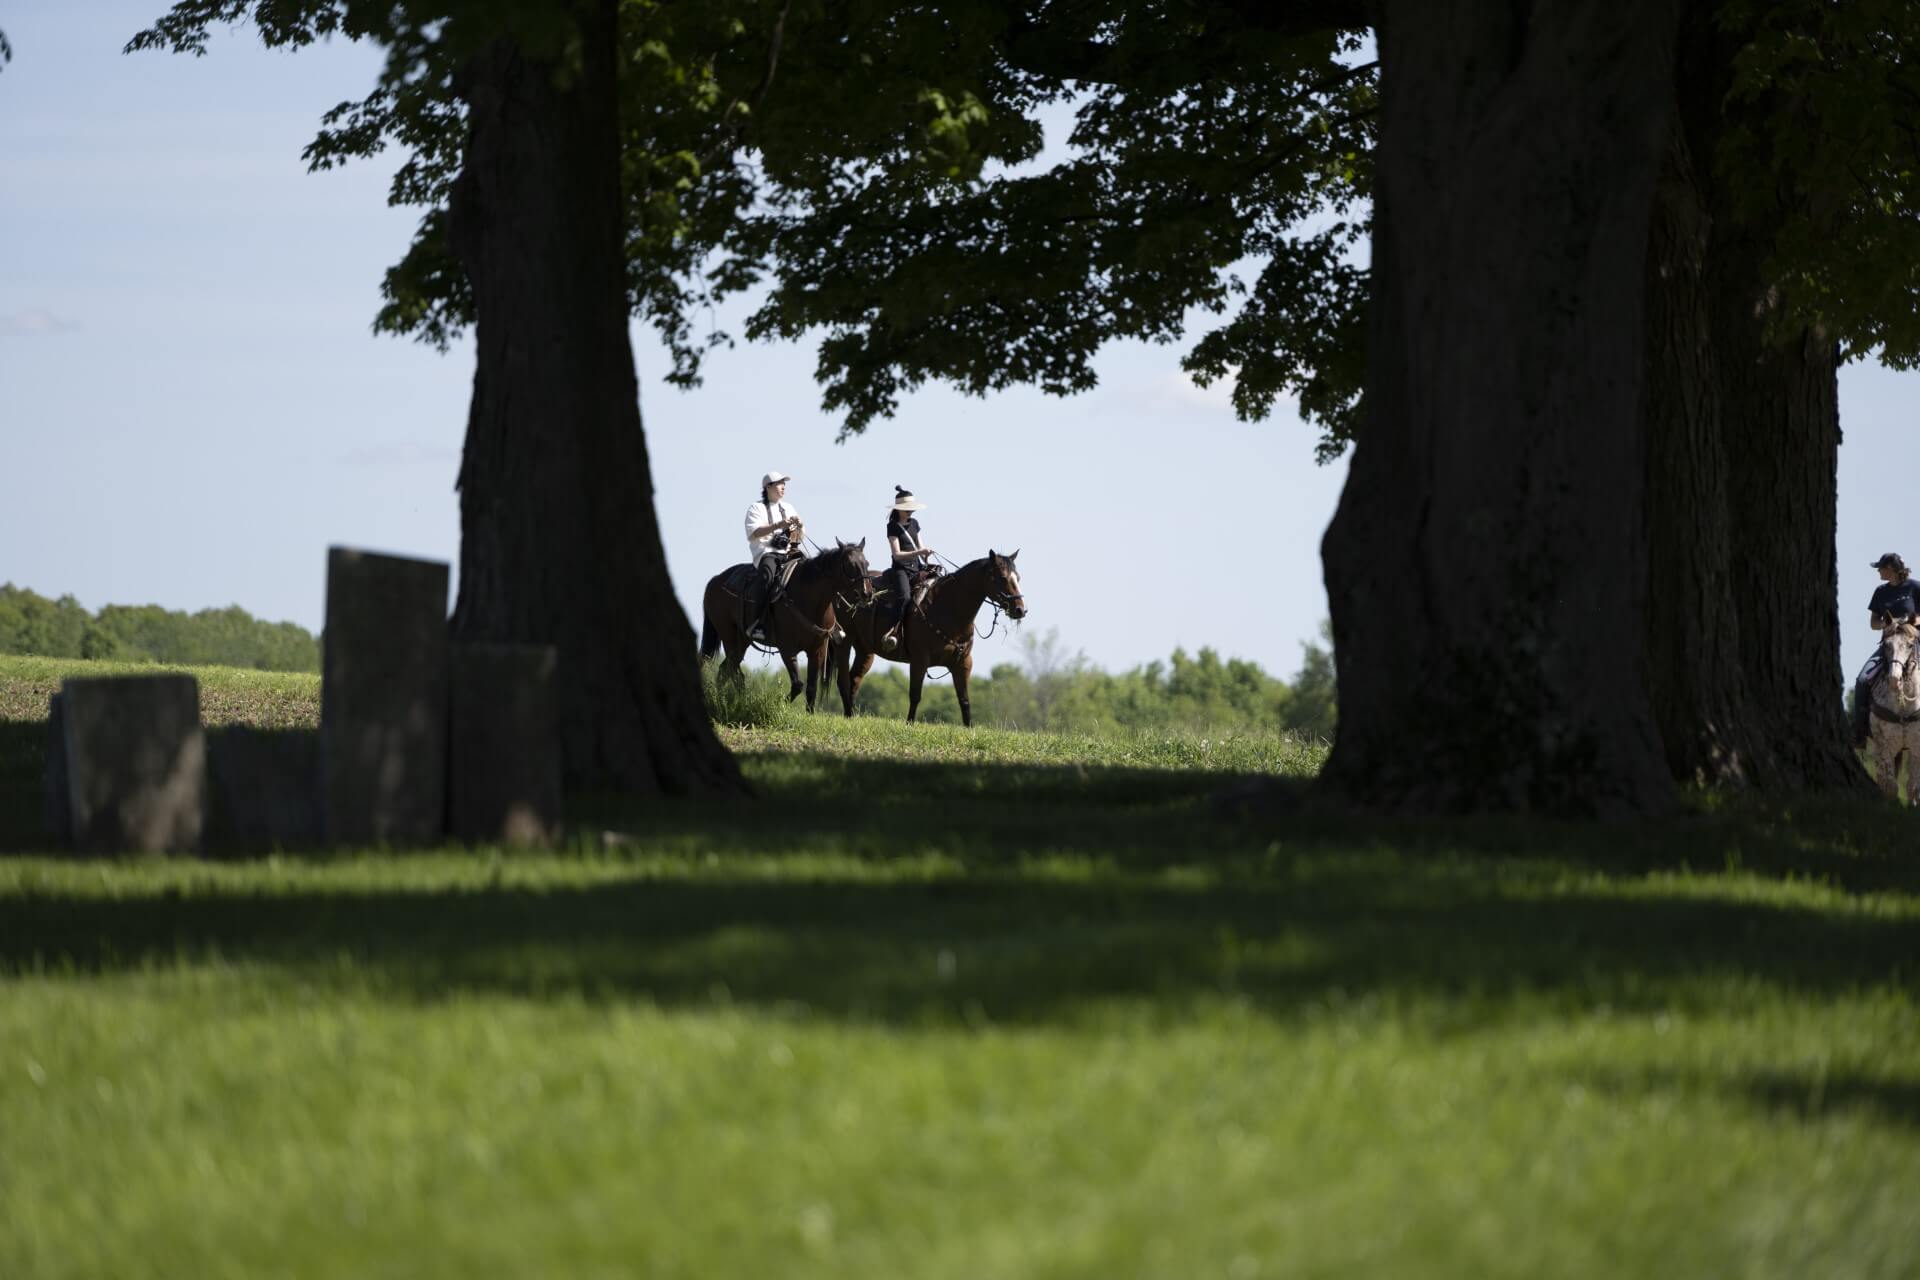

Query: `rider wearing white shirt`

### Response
(745, 470, 802, 591)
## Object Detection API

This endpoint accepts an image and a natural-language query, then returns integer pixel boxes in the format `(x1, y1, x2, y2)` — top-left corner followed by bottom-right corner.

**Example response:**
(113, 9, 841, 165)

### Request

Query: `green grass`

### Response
(4, 655, 1920, 1277)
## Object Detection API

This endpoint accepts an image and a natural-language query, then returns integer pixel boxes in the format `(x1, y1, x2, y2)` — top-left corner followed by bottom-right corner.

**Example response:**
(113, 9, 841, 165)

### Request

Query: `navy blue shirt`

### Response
(1869, 578, 1920, 621)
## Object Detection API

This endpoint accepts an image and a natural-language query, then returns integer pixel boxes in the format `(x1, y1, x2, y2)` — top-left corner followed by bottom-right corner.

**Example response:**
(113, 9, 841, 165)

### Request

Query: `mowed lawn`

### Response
(2, 655, 1918, 1278)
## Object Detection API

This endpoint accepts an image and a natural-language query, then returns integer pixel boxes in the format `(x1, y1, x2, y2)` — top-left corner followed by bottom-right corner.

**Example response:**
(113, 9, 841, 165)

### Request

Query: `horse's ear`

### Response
(988, 548, 997, 560)
(835, 537, 845, 549)
(1009, 549, 1020, 563)
(859, 537, 867, 550)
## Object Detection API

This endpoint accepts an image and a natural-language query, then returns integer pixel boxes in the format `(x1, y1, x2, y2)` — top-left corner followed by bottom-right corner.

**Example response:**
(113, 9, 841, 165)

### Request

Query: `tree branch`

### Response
(1003, 0, 1368, 85)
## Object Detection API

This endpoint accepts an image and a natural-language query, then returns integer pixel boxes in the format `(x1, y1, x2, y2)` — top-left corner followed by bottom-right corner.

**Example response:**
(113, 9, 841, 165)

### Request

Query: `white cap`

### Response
(763, 471, 791, 488)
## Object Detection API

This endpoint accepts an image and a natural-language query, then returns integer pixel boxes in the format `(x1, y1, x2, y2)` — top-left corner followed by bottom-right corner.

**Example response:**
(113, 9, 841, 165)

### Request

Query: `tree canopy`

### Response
(131, 1, 1377, 450)
(132, 1, 1920, 457)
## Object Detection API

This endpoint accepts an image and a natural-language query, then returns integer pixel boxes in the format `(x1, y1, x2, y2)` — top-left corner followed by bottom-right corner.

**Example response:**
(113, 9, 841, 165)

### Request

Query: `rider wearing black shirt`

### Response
(878, 486, 933, 656)
(1854, 552, 1919, 744)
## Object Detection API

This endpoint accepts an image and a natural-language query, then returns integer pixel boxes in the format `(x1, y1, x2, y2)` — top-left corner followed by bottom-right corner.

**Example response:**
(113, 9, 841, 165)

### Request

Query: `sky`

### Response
(0, 2, 1912, 684)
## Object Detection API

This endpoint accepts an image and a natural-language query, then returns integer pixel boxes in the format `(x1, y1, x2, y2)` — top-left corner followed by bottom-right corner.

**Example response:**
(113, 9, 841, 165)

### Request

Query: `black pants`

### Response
(879, 567, 912, 631)
(1855, 646, 1888, 743)
(749, 554, 789, 634)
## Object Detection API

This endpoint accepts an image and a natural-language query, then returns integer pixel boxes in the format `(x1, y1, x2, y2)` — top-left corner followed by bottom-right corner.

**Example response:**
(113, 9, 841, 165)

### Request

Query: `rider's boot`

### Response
(876, 622, 902, 657)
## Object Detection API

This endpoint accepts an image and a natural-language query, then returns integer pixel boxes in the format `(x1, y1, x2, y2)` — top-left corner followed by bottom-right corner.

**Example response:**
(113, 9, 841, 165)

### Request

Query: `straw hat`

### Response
(891, 486, 925, 512)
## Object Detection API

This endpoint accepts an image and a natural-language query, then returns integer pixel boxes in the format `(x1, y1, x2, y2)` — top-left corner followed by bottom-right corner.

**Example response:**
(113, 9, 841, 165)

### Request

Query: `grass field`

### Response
(3, 654, 1919, 1278)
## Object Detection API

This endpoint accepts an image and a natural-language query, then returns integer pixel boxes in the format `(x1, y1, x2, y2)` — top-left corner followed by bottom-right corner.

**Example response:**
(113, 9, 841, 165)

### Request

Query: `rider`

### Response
(1853, 552, 1920, 744)
(744, 470, 803, 637)
(877, 485, 936, 656)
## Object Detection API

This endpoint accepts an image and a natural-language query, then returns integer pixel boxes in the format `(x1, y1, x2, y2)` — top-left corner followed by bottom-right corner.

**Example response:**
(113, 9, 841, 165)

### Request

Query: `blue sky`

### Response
(1, 2, 1911, 684)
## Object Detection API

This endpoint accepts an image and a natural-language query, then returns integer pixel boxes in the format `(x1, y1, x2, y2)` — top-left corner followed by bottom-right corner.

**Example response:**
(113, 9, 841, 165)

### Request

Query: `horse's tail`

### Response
(699, 612, 721, 661)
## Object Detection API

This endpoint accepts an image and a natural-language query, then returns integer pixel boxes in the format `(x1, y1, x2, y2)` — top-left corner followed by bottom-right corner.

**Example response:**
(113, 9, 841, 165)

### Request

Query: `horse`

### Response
(700, 540, 872, 713)
(1868, 620, 1920, 804)
(831, 550, 1026, 726)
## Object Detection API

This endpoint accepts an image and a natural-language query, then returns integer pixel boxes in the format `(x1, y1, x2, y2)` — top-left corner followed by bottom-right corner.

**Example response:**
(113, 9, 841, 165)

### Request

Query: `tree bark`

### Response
(1637, 8, 1865, 793)
(1709, 250, 1859, 788)
(1640, 123, 1772, 787)
(1320, 0, 1680, 815)
(446, 0, 743, 795)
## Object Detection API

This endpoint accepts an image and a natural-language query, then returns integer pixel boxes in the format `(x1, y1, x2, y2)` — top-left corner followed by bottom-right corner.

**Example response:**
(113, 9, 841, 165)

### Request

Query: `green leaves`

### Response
(741, 6, 1374, 446)
(1714, 0, 1920, 364)
(131, 0, 1378, 449)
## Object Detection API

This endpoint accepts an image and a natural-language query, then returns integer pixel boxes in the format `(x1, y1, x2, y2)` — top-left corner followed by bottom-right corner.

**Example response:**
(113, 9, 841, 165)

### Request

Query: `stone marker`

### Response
(320, 547, 449, 844)
(449, 644, 563, 846)
(43, 692, 70, 845)
(206, 727, 322, 850)
(57, 675, 205, 854)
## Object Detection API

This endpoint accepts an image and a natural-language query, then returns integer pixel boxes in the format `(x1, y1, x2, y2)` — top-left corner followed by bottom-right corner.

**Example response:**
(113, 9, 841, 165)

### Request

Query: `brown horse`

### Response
(832, 551, 1027, 726)
(700, 540, 872, 712)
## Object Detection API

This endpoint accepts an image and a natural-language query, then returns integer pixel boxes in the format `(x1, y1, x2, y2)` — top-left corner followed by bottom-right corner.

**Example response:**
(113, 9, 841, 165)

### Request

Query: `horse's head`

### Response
(986, 549, 1026, 620)
(831, 538, 874, 601)
(1888, 622, 1920, 710)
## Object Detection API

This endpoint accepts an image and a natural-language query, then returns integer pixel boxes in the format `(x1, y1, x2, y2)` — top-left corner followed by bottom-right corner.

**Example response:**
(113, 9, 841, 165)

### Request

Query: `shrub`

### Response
(701, 659, 792, 729)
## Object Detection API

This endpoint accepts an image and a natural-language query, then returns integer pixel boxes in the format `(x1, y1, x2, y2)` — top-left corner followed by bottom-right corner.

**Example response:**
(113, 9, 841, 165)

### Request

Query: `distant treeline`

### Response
(845, 626, 1336, 740)
(0, 584, 319, 673)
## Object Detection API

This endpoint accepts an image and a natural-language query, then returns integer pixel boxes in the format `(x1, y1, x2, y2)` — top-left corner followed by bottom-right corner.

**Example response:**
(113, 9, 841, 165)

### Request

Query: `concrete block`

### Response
(59, 675, 205, 854)
(449, 644, 562, 846)
(320, 547, 449, 844)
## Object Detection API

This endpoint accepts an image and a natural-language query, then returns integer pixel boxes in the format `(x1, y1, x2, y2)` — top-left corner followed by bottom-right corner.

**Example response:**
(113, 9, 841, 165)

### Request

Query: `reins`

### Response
(747, 547, 865, 653)
(914, 555, 1023, 646)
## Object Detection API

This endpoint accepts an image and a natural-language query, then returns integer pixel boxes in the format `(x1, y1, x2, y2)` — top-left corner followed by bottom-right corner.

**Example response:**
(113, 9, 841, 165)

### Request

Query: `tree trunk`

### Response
(1709, 252, 1860, 788)
(1637, 8, 1865, 793)
(446, 1, 743, 795)
(1640, 123, 1772, 787)
(1320, 0, 1679, 815)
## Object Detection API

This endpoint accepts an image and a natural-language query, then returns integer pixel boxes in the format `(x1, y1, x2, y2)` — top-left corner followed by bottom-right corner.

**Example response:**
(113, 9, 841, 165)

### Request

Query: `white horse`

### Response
(1868, 621, 1920, 804)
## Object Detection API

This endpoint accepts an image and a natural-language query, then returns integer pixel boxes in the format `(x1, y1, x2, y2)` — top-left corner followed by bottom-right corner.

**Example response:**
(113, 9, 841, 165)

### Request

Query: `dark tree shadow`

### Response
(1579, 1066, 1920, 1131)
(3, 857, 1913, 1031)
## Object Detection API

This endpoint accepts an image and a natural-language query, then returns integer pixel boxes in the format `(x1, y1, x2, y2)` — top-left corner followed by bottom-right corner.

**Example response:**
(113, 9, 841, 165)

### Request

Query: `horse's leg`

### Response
(908, 659, 927, 724)
(804, 641, 827, 713)
(1873, 729, 1901, 800)
(721, 627, 748, 686)
(1896, 725, 1912, 805)
(843, 648, 875, 719)
(780, 648, 804, 702)
(952, 647, 974, 728)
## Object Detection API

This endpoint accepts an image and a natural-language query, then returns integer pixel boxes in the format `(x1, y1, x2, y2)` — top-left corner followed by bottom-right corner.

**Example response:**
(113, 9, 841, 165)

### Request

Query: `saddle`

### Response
(863, 564, 940, 612)
(736, 555, 804, 642)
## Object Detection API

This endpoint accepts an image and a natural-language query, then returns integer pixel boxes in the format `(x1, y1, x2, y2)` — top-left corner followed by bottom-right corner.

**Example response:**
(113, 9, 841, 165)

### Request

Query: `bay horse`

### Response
(700, 540, 872, 713)
(1868, 621, 1920, 804)
(832, 551, 1026, 726)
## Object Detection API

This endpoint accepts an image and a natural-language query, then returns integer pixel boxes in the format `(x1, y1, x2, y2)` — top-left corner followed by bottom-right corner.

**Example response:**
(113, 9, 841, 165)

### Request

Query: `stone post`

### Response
(320, 547, 449, 844)
(449, 644, 563, 846)
(57, 675, 205, 854)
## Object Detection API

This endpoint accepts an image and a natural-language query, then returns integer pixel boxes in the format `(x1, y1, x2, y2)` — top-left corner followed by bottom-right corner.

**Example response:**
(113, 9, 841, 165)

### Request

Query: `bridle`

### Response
(1871, 627, 1920, 723)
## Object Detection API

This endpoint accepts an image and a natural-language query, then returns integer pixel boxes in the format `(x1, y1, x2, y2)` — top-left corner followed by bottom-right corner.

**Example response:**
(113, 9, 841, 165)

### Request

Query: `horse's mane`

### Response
(790, 542, 862, 584)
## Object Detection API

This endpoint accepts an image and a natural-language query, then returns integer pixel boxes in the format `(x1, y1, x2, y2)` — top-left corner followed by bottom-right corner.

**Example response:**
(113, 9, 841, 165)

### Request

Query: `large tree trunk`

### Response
(1640, 124, 1772, 787)
(446, 0, 742, 795)
(1320, 0, 1679, 815)
(1637, 9, 1864, 793)
(1709, 255, 1859, 788)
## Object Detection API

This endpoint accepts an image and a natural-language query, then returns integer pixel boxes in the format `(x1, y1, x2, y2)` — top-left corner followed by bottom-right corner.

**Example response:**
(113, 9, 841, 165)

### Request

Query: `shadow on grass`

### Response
(2, 855, 1914, 1032)
(1581, 1066, 1920, 1131)
(5, 711, 1919, 1033)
